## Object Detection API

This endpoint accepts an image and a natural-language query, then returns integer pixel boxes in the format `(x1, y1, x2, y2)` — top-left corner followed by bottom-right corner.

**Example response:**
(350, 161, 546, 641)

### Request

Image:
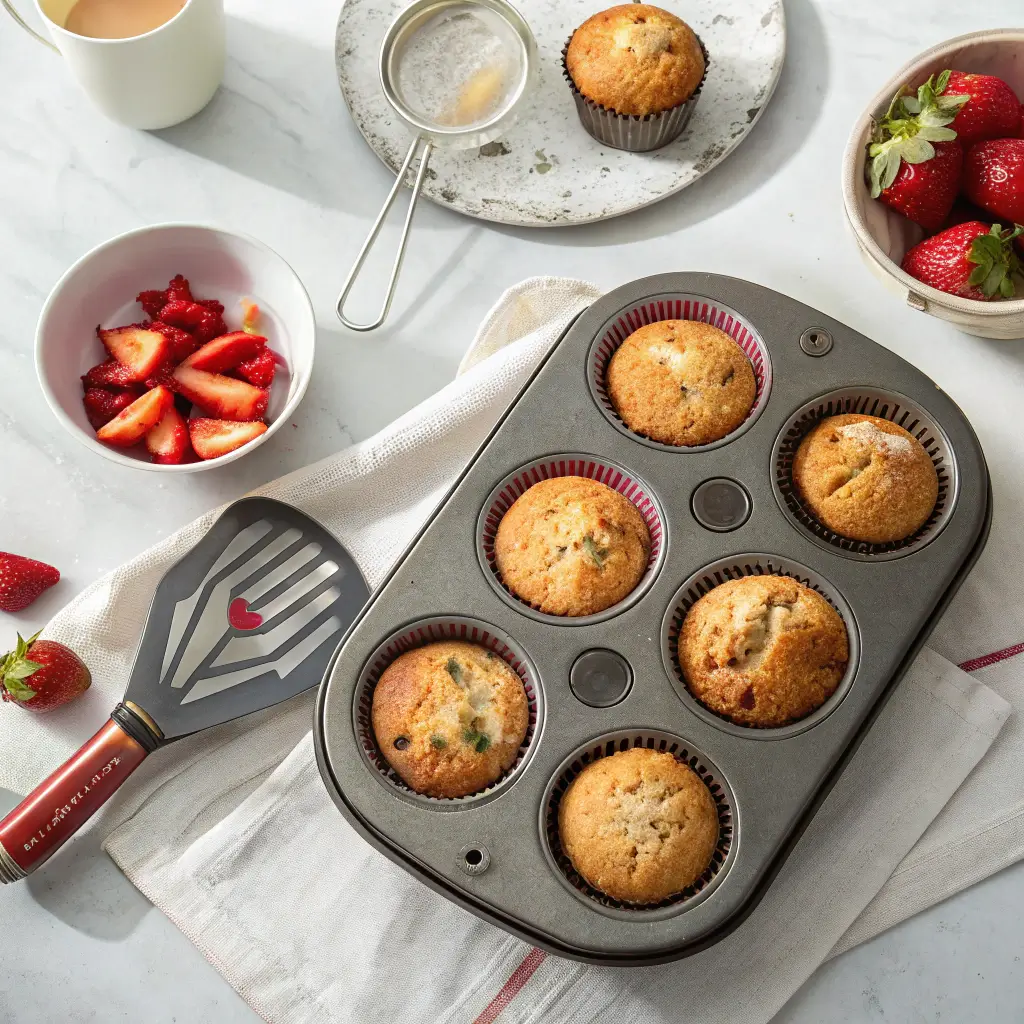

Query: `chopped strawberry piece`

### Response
(165, 274, 193, 304)
(236, 348, 276, 388)
(150, 321, 197, 363)
(96, 386, 174, 447)
(145, 405, 191, 464)
(171, 364, 269, 421)
(197, 297, 225, 315)
(82, 358, 140, 390)
(82, 387, 142, 429)
(159, 301, 226, 343)
(137, 289, 169, 319)
(189, 418, 268, 460)
(183, 331, 266, 372)
(99, 325, 171, 381)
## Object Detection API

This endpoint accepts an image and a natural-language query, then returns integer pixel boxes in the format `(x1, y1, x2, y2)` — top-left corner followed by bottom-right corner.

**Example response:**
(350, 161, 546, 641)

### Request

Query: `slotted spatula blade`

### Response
(0, 497, 369, 883)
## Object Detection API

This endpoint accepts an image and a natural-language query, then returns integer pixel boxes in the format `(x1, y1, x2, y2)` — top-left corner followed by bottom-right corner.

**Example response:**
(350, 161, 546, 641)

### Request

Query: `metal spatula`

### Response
(0, 497, 369, 882)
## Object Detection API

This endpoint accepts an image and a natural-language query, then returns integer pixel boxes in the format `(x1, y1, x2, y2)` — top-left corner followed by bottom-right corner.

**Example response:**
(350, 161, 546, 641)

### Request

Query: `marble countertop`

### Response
(2, 0, 1023, 1020)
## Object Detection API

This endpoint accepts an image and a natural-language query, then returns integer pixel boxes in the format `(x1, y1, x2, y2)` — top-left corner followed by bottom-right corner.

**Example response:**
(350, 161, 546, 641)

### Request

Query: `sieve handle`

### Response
(336, 136, 434, 333)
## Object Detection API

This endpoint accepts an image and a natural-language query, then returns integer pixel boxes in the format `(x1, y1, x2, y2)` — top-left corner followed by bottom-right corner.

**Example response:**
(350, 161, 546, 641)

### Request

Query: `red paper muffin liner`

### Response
(771, 387, 959, 561)
(354, 616, 543, 808)
(477, 454, 666, 625)
(587, 294, 773, 451)
(661, 555, 861, 740)
(541, 730, 735, 915)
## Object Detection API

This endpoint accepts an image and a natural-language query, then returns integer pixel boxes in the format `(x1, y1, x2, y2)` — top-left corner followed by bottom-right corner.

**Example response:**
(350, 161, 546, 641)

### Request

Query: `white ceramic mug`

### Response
(3, 0, 225, 129)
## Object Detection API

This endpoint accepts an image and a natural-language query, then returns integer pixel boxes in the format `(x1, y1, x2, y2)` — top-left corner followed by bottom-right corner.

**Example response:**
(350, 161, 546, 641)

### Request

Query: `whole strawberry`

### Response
(0, 553, 60, 613)
(964, 138, 1024, 225)
(902, 221, 1023, 300)
(869, 72, 970, 230)
(0, 633, 91, 712)
(945, 70, 1021, 147)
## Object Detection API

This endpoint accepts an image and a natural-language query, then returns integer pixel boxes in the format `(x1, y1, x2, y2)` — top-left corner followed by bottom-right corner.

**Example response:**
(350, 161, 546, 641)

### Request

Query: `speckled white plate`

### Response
(335, 0, 786, 226)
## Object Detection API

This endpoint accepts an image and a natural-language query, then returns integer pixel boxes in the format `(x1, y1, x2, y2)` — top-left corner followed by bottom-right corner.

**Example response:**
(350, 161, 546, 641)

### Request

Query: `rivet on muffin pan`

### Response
(539, 730, 735, 918)
(353, 616, 544, 809)
(661, 555, 861, 741)
(771, 387, 959, 561)
(459, 845, 491, 876)
(799, 327, 834, 357)
(476, 454, 667, 626)
(586, 293, 773, 453)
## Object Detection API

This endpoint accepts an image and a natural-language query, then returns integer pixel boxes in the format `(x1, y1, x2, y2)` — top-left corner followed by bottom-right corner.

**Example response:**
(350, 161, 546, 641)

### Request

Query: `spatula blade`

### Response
(126, 497, 369, 739)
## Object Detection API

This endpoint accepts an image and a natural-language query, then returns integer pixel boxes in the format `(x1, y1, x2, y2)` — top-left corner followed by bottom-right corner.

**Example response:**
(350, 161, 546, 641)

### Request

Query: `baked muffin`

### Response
(558, 747, 719, 904)
(371, 641, 528, 798)
(563, 5, 707, 151)
(494, 476, 650, 616)
(679, 575, 849, 728)
(606, 320, 756, 446)
(792, 414, 939, 544)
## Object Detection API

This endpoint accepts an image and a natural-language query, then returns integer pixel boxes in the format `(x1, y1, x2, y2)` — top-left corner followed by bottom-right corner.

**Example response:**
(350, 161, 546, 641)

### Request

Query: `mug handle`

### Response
(2, 0, 60, 52)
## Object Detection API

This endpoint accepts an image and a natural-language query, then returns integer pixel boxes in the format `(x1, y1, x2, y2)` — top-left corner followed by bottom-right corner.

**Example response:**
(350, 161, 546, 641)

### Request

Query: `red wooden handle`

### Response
(0, 717, 148, 878)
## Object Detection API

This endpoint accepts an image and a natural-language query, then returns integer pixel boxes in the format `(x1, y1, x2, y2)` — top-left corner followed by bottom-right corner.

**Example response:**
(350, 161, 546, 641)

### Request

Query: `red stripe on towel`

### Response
(959, 642, 1024, 674)
(473, 948, 547, 1024)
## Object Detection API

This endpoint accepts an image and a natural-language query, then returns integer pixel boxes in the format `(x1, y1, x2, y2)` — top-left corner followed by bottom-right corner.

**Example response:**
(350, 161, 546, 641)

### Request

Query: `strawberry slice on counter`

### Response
(96, 385, 174, 446)
(235, 348, 276, 388)
(82, 357, 141, 390)
(901, 220, 1022, 300)
(145, 404, 191, 464)
(963, 138, 1024, 226)
(189, 418, 268, 460)
(82, 387, 142, 429)
(1, 632, 90, 712)
(945, 70, 1022, 148)
(183, 331, 267, 373)
(171, 364, 268, 421)
(868, 72, 970, 230)
(98, 324, 172, 382)
(0, 553, 60, 613)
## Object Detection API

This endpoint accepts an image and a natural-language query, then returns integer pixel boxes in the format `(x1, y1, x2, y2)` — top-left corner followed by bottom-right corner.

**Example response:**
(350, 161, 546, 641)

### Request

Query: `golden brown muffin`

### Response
(792, 414, 939, 545)
(371, 641, 528, 798)
(566, 5, 705, 116)
(679, 575, 849, 728)
(558, 747, 719, 904)
(494, 476, 650, 616)
(606, 320, 756, 447)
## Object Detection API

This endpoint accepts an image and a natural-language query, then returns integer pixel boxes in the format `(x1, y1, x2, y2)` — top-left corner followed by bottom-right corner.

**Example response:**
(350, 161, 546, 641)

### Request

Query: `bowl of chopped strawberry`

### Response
(35, 224, 315, 469)
(843, 29, 1024, 339)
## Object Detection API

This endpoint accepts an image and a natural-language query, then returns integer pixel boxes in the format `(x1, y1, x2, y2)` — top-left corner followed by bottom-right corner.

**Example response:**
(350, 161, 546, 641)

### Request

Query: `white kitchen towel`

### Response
(1, 277, 1019, 1024)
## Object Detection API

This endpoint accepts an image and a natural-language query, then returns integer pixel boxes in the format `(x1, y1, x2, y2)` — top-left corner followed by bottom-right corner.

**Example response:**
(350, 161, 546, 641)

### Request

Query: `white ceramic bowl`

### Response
(36, 223, 316, 471)
(842, 29, 1024, 340)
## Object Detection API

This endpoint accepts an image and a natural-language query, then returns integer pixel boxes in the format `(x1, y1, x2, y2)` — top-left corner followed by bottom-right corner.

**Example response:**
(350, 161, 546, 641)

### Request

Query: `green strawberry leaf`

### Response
(916, 125, 957, 142)
(3, 675, 37, 702)
(935, 69, 951, 94)
(0, 632, 44, 702)
(899, 137, 935, 164)
(966, 224, 1022, 298)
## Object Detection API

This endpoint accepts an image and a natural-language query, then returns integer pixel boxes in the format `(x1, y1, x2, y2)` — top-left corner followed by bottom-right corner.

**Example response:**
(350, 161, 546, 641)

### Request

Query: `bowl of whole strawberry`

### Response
(843, 29, 1024, 340)
(36, 224, 316, 470)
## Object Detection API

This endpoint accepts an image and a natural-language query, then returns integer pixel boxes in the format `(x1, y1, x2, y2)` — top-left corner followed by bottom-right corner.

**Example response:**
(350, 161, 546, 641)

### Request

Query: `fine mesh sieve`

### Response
(336, 0, 536, 332)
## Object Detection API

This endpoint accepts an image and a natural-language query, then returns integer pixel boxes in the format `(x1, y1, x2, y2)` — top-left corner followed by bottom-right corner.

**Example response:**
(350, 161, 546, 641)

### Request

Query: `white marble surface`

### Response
(1, 0, 1024, 1020)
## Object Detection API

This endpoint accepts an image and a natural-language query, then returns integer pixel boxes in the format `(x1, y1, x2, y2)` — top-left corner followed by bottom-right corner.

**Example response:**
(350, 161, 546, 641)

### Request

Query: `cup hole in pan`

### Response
(352, 616, 544, 810)
(476, 453, 667, 626)
(539, 729, 736, 919)
(771, 387, 959, 561)
(661, 554, 861, 741)
(586, 292, 773, 452)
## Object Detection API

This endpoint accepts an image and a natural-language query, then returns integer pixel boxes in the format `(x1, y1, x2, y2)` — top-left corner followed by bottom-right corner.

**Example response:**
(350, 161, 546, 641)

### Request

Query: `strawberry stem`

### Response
(0, 631, 43, 703)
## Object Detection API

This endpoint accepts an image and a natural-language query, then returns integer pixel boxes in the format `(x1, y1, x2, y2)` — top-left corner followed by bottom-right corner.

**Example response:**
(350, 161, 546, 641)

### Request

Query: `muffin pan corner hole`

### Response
(586, 292, 774, 453)
(476, 453, 668, 627)
(660, 554, 862, 741)
(771, 387, 960, 561)
(353, 615, 545, 810)
(539, 729, 737, 918)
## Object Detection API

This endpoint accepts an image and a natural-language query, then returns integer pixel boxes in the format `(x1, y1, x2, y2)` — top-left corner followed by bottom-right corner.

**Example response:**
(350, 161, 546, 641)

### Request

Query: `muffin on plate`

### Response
(563, 4, 707, 152)
(606, 320, 756, 446)
(679, 575, 849, 728)
(558, 747, 719, 904)
(494, 476, 650, 616)
(371, 640, 528, 798)
(792, 414, 939, 545)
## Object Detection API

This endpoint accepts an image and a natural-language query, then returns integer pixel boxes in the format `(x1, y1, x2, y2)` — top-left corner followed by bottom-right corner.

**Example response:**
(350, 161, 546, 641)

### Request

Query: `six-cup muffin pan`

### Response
(314, 273, 991, 966)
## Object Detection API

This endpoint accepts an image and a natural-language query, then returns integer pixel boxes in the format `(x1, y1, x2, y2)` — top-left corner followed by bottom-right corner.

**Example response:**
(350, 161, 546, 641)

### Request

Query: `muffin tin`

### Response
(314, 272, 990, 965)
